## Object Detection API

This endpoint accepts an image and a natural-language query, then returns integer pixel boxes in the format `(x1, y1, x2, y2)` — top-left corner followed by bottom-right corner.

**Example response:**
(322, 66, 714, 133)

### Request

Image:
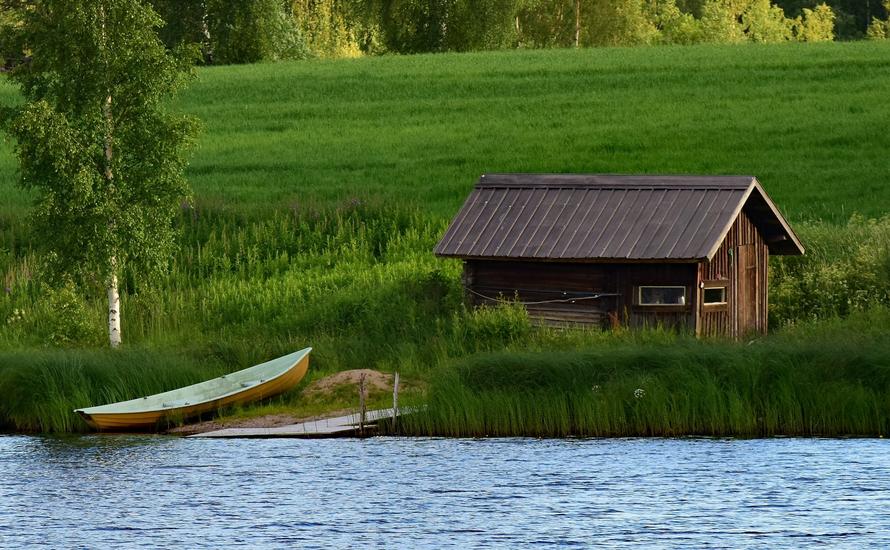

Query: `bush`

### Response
(770, 216, 890, 325)
(451, 301, 530, 353)
(41, 281, 103, 347)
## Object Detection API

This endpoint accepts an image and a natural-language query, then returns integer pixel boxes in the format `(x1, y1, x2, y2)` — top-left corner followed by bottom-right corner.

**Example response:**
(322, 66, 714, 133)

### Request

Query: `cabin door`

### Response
(735, 244, 758, 337)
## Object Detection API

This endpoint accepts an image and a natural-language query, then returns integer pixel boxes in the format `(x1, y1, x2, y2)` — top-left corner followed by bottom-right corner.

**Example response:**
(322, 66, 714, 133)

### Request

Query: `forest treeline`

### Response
(151, 0, 890, 61)
(2, 0, 890, 65)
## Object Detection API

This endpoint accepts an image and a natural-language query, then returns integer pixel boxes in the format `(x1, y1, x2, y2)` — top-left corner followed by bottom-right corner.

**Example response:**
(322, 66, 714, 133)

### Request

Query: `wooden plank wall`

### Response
(464, 260, 697, 330)
(463, 211, 770, 338)
(464, 261, 615, 327)
(697, 209, 769, 338)
(616, 264, 697, 331)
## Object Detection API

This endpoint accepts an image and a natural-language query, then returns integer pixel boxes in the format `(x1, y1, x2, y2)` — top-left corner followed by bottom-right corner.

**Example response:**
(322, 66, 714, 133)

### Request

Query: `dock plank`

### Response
(189, 409, 396, 439)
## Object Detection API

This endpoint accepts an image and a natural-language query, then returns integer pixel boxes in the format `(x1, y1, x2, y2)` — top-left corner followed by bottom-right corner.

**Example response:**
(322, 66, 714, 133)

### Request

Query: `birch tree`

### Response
(0, 0, 198, 347)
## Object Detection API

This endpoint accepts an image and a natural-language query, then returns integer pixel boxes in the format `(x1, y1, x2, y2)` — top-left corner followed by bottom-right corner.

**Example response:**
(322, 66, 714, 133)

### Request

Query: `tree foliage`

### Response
(775, 1, 888, 39)
(131, 0, 862, 59)
(206, 0, 306, 63)
(375, 0, 450, 53)
(0, 0, 199, 343)
(794, 3, 836, 41)
(147, 0, 308, 64)
(0, 0, 28, 69)
(651, 1, 706, 44)
(514, 0, 575, 48)
(443, 0, 518, 52)
(866, 1, 890, 40)
(147, 0, 206, 53)
(291, 0, 365, 58)
(583, 0, 660, 46)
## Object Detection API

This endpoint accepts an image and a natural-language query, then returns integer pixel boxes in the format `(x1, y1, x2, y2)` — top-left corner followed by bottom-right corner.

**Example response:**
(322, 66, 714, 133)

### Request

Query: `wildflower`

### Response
(591, 384, 601, 393)
(634, 388, 645, 399)
(6, 308, 25, 325)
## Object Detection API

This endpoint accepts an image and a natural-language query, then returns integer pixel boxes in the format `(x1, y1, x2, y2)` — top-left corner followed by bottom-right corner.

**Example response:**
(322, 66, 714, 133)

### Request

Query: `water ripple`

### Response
(0, 436, 888, 548)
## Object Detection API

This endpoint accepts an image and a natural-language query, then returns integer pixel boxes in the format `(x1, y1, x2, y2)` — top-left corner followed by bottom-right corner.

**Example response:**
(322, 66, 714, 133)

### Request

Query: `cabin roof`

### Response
(434, 174, 804, 261)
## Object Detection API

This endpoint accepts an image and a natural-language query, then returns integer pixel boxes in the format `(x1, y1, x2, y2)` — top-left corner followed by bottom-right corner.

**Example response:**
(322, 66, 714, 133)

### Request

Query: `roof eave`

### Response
(703, 178, 756, 261)
(702, 178, 805, 260)
(749, 179, 805, 256)
(434, 254, 704, 264)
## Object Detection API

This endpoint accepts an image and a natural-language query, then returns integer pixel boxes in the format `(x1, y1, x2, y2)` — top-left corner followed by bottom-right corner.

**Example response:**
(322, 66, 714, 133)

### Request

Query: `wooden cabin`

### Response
(434, 174, 804, 338)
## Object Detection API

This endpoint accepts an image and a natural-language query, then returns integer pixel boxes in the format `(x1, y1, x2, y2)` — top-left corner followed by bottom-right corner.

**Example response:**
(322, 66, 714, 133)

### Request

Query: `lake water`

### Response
(1, 436, 888, 548)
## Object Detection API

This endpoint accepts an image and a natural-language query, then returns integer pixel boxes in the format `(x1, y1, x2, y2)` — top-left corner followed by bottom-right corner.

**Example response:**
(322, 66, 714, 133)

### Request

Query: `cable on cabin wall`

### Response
(464, 286, 621, 306)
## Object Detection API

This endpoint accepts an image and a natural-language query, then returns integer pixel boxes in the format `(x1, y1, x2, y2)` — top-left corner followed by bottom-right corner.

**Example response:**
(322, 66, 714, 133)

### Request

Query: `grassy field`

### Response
(1, 41, 889, 433)
(3, 41, 890, 221)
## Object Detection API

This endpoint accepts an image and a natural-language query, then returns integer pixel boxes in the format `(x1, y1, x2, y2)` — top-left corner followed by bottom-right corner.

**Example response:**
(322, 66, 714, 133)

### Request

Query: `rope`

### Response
(465, 286, 621, 306)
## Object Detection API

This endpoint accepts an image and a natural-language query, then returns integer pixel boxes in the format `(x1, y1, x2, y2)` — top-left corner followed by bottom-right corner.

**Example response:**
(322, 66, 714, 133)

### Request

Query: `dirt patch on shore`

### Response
(302, 369, 393, 399)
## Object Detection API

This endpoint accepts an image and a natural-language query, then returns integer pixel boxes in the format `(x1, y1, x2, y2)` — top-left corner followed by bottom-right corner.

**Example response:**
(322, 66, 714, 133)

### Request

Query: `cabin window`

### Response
(703, 287, 727, 305)
(638, 286, 686, 306)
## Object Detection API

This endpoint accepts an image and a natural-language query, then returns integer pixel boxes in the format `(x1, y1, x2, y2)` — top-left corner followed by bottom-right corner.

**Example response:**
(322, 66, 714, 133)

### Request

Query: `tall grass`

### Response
(0, 349, 226, 432)
(400, 309, 890, 437)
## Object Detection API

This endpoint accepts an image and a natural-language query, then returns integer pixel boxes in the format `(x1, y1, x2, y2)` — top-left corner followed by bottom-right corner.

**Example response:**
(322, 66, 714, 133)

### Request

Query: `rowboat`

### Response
(74, 347, 311, 431)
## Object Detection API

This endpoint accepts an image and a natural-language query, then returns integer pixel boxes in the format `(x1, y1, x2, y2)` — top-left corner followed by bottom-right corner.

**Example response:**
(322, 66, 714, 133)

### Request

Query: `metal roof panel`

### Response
(435, 174, 802, 260)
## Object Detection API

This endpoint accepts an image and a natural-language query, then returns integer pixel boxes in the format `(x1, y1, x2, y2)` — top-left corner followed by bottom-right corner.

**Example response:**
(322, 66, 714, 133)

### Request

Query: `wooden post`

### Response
(358, 372, 367, 436)
(392, 371, 400, 433)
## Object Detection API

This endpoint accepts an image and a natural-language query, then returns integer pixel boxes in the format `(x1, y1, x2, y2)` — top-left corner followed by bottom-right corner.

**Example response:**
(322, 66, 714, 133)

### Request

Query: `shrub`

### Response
(41, 281, 103, 347)
(451, 301, 530, 353)
(770, 216, 890, 325)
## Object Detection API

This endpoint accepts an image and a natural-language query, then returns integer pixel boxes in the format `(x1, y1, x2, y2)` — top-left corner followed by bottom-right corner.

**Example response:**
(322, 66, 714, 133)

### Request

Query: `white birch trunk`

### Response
(575, 0, 581, 48)
(104, 89, 120, 348)
(108, 266, 121, 348)
(516, 15, 521, 47)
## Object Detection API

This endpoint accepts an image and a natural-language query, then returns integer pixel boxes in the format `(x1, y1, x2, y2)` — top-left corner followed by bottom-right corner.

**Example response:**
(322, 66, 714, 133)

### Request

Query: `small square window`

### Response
(703, 287, 727, 305)
(639, 286, 686, 306)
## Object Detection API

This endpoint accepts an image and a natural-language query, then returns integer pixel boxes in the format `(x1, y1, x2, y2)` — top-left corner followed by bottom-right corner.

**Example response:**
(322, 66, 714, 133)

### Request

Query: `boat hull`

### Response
(77, 352, 310, 431)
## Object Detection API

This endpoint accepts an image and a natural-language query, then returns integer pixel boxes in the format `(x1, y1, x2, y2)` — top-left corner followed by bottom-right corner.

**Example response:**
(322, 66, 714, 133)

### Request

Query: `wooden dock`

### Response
(188, 408, 397, 439)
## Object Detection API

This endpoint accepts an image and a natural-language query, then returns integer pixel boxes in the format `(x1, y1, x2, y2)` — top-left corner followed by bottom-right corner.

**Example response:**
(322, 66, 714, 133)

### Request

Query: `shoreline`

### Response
(2, 423, 886, 439)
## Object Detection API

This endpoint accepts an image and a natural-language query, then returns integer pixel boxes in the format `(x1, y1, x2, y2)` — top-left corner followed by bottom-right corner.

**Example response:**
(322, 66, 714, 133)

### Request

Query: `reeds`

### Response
(0, 349, 225, 432)
(401, 309, 890, 437)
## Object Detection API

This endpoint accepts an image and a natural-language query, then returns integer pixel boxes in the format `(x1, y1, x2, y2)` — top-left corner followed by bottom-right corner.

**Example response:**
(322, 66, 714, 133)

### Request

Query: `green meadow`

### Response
(1, 41, 889, 433)
(5, 41, 890, 220)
